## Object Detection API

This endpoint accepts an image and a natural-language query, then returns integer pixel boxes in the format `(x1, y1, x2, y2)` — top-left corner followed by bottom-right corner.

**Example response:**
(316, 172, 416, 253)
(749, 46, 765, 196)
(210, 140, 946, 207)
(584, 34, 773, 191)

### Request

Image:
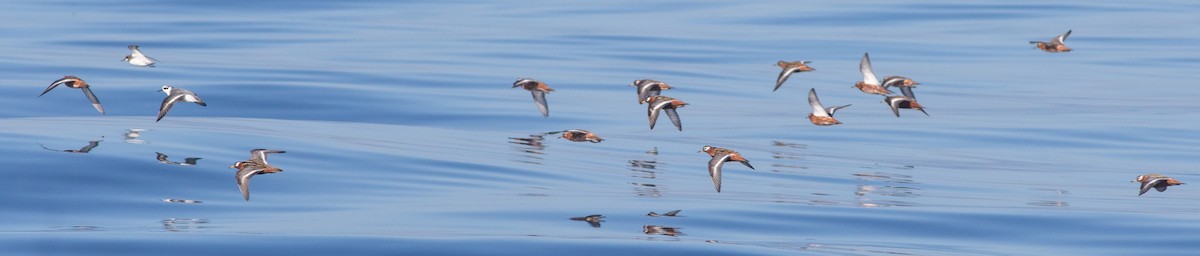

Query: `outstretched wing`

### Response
(512, 78, 537, 88)
(860, 53, 879, 85)
(826, 104, 852, 116)
(1139, 178, 1166, 196)
(885, 96, 903, 117)
(665, 108, 682, 131)
(236, 168, 263, 201)
(1053, 30, 1071, 44)
(774, 67, 799, 92)
(80, 87, 104, 114)
(899, 86, 917, 99)
(250, 149, 286, 164)
(708, 154, 733, 192)
(40, 77, 72, 96)
(157, 93, 185, 122)
(531, 91, 549, 118)
(637, 81, 664, 104)
(648, 100, 673, 130)
(808, 88, 830, 117)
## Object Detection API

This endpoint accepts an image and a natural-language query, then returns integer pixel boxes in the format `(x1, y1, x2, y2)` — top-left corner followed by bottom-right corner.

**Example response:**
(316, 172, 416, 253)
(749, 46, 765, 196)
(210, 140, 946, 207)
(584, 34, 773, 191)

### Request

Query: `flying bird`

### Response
(1030, 30, 1072, 52)
(699, 145, 754, 192)
(807, 88, 850, 126)
(512, 78, 554, 117)
(40, 76, 104, 114)
(156, 85, 207, 122)
(230, 149, 287, 201)
(774, 60, 815, 91)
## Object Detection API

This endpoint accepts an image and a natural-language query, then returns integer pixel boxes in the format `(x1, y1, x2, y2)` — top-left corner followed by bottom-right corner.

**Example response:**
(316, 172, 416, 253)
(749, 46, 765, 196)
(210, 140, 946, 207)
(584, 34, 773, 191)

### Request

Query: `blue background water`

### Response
(1, 0, 1198, 255)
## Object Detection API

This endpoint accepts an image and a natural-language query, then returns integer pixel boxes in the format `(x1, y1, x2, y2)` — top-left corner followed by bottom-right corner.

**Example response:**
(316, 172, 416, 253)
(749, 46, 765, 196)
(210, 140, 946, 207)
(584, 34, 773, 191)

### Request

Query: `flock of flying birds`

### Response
(513, 30, 1185, 196)
(37, 45, 287, 201)
(33, 30, 1182, 201)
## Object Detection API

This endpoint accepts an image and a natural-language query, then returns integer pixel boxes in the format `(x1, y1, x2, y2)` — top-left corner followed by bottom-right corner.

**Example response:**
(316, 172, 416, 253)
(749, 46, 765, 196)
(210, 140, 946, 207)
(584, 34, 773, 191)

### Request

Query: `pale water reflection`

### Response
(123, 129, 147, 144)
(160, 218, 209, 232)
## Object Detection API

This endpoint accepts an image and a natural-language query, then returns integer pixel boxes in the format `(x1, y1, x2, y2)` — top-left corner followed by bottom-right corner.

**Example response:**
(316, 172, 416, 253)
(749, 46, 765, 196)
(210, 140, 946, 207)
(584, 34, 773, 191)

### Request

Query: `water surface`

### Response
(1, 0, 1199, 255)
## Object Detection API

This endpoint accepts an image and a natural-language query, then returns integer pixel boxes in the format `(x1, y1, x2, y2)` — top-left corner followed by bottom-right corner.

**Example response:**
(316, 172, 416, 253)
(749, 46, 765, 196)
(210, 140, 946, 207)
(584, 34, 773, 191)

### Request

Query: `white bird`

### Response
(157, 85, 206, 122)
(123, 45, 158, 67)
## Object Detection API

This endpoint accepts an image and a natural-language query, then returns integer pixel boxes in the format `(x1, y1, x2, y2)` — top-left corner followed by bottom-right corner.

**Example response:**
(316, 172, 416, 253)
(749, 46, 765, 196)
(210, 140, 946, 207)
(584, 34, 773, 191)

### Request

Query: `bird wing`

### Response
(886, 96, 903, 117)
(1053, 30, 1071, 44)
(250, 149, 286, 164)
(512, 78, 536, 88)
(899, 86, 917, 99)
(236, 168, 263, 201)
(130, 46, 146, 58)
(708, 154, 733, 192)
(157, 93, 185, 122)
(665, 108, 683, 131)
(774, 67, 800, 91)
(40, 77, 74, 96)
(808, 88, 830, 117)
(1139, 178, 1169, 196)
(860, 53, 879, 85)
(184, 91, 207, 106)
(531, 90, 549, 118)
(648, 100, 673, 130)
(826, 104, 852, 116)
(637, 82, 663, 104)
(79, 87, 104, 114)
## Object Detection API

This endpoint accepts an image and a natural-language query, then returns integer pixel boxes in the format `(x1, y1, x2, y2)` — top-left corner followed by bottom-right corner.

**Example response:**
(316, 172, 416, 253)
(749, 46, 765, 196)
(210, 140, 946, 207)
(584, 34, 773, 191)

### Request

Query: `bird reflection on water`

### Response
(770, 141, 808, 171)
(646, 209, 680, 217)
(507, 133, 546, 164)
(1027, 188, 1070, 207)
(156, 152, 201, 166)
(569, 214, 604, 228)
(123, 129, 147, 144)
(629, 147, 661, 198)
(161, 218, 209, 232)
(853, 171, 920, 208)
(39, 137, 103, 153)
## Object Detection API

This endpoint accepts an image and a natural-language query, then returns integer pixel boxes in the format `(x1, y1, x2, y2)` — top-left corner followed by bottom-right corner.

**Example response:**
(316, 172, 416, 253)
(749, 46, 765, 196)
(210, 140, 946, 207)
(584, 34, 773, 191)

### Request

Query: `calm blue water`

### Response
(2, 0, 1199, 255)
